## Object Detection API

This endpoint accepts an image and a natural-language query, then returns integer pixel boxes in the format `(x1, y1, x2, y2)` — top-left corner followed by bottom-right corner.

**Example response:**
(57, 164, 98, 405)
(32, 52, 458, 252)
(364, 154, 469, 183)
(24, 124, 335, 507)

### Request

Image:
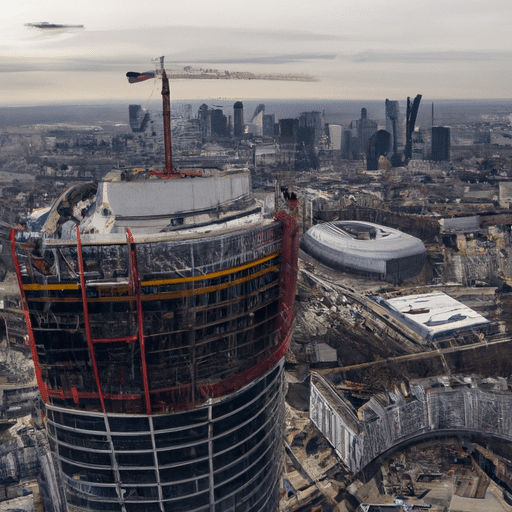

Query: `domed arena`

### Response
(301, 221, 426, 281)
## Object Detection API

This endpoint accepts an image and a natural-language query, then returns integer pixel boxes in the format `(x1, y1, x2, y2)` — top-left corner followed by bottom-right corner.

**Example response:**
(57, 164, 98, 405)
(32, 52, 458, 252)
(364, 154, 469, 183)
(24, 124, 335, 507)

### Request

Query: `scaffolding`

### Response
(311, 372, 512, 474)
(11, 207, 299, 512)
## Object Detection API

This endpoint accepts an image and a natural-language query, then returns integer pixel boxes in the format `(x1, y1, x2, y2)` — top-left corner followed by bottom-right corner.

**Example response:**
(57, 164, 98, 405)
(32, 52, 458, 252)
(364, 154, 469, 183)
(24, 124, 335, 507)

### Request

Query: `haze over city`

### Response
(1, 0, 512, 105)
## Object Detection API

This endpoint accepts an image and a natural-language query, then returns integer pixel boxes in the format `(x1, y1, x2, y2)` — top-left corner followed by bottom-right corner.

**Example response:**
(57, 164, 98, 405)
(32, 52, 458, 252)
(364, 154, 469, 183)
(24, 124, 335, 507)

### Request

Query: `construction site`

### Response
(1, 66, 512, 511)
(0, 62, 304, 512)
(10, 164, 299, 512)
(279, 202, 512, 511)
(5, 164, 512, 511)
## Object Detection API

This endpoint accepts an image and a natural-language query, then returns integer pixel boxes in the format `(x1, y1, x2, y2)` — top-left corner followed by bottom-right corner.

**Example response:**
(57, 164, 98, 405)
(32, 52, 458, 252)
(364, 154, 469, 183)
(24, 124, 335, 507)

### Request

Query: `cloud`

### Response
(0, 24, 340, 75)
(173, 54, 337, 66)
(0, 52, 333, 78)
(350, 51, 512, 64)
(2, 13, 512, 104)
(0, 56, 125, 73)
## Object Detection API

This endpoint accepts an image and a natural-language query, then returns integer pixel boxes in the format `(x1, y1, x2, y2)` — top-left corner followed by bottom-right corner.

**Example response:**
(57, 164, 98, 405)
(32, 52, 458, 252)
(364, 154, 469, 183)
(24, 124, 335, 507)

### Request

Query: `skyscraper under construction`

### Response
(11, 64, 299, 512)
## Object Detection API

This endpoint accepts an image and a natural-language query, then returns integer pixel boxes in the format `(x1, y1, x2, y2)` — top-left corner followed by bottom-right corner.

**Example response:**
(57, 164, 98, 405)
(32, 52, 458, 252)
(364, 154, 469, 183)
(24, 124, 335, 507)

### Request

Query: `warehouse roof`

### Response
(375, 292, 491, 341)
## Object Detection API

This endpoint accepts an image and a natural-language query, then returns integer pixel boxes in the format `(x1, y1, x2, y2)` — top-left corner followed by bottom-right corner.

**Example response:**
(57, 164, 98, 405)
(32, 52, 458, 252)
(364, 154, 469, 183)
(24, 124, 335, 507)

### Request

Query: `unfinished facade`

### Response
(311, 372, 512, 474)
(11, 167, 299, 511)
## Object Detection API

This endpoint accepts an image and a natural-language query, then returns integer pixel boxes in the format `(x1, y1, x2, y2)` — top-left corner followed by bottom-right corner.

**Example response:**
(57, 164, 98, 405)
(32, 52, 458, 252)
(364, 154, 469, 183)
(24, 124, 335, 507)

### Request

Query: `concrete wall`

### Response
(100, 172, 252, 218)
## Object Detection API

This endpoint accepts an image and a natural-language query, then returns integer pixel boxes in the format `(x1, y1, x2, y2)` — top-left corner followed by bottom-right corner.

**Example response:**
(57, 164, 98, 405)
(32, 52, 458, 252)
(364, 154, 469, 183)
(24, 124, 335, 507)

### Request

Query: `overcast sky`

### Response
(1, 0, 512, 105)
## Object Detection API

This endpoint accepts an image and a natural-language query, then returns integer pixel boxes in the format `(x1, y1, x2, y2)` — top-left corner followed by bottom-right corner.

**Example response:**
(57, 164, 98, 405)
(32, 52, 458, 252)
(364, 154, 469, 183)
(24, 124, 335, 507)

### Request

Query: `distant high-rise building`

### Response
(367, 130, 391, 170)
(129, 105, 150, 133)
(247, 104, 265, 136)
(278, 118, 298, 142)
(299, 111, 323, 145)
(198, 105, 228, 139)
(210, 109, 228, 137)
(252, 104, 265, 119)
(411, 129, 425, 160)
(249, 112, 264, 136)
(405, 95, 422, 160)
(355, 108, 378, 155)
(183, 103, 192, 120)
(198, 103, 211, 140)
(233, 101, 244, 137)
(296, 125, 317, 170)
(278, 118, 299, 169)
(431, 126, 450, 161)
(342, 128, 358, 159)
(263, 114, 276, 137)
(385, 100, 400, 156)
(251, 104, 265, 123)
(327, 124, 342, 151)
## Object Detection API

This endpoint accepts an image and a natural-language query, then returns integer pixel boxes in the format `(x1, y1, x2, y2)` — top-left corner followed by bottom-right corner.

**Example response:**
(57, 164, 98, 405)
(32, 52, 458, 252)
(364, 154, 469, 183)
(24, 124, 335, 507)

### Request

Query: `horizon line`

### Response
(1, 97, 512, 109)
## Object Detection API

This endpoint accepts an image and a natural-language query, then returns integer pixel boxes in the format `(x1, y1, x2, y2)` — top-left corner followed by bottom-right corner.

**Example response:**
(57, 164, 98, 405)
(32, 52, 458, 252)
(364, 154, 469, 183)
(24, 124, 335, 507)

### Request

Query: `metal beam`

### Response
(76, 226, 106, 412)
(127, 229, 152, 415)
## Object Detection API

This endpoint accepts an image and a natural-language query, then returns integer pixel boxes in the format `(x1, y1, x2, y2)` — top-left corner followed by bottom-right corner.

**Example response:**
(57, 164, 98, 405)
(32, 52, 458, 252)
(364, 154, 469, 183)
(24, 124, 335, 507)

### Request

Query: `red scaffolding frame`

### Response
(126, 228, 152, 414)
(10, 209, 299, 414)
(76, 226, 106, 413)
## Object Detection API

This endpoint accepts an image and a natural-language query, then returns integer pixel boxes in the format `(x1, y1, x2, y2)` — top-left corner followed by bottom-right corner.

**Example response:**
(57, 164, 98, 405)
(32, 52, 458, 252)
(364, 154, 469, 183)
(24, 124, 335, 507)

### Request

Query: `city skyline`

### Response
(1, 0, 512, 105)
